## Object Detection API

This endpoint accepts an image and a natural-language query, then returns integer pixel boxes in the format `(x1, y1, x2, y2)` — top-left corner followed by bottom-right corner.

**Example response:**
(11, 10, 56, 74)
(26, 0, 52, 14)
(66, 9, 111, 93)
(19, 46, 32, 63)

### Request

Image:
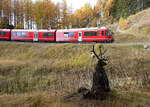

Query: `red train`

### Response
(0, 27, 113, 42)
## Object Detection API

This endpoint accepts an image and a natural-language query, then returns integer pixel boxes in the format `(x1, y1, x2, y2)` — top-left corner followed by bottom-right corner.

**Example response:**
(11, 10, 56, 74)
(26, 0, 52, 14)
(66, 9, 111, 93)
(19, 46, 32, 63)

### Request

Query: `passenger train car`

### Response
(11, 29, 56, 42)
(56, 27, 112, 42)
(0, 27, 113, 43)
(0, 29, 11, 40)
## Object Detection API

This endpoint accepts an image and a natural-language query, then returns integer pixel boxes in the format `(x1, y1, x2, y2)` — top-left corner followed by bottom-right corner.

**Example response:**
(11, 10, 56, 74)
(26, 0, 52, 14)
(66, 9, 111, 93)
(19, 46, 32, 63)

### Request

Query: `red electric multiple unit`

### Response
(81, 27, 112, 42)
(11, 29, 35, 41)
(0, 27, 113, 43)
(37, 30, 56, 42)
(11, 29, 56, 42)
(0, 29, 11, 40)
(56, 27, 112, 42)
(56, 29, 78, 42)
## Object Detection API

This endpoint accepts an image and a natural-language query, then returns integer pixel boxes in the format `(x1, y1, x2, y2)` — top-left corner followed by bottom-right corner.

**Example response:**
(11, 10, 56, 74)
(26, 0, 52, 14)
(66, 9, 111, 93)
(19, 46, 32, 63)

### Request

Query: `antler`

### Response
(91, 44, 108, 61)
(91, 44, 100, 60)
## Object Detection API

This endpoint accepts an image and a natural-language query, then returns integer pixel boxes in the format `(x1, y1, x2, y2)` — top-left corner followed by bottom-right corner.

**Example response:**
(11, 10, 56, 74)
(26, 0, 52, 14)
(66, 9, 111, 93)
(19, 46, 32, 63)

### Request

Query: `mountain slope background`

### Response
(112, 7, 150, 42)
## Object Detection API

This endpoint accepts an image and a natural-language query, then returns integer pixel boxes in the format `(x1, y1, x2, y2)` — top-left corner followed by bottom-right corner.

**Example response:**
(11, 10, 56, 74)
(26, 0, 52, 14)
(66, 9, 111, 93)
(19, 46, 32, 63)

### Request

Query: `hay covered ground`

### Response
(0, 42, 150, 107)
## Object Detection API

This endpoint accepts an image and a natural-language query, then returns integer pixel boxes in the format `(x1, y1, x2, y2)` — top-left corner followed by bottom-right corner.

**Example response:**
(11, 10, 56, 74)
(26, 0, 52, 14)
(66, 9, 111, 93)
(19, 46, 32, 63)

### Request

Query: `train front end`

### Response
(98, 27, 113, 43)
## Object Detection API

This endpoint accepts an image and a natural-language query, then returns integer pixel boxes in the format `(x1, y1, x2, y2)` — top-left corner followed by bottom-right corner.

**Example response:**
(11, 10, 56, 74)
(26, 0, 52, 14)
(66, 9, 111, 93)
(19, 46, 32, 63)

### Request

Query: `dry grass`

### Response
(114, 32, 150, 43)
(113, 33, 137, 43)
(0, 91, 149, 107)
(140, 26, 150, 35)
(105, 45, 150, 91)
(0, 42, 94, 94)
(0, 92, 78, 107)
(0, 42, 150, 106)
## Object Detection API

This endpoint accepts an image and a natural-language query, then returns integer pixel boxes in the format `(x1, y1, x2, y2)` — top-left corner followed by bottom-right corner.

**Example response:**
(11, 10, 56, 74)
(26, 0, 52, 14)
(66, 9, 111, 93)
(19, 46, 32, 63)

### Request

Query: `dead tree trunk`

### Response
(78, 45, 110, 100)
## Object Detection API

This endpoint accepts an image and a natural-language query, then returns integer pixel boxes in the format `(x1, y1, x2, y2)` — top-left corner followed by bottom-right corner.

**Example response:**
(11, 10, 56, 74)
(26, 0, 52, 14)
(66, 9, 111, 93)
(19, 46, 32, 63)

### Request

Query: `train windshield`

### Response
(105, 31, 110, 36)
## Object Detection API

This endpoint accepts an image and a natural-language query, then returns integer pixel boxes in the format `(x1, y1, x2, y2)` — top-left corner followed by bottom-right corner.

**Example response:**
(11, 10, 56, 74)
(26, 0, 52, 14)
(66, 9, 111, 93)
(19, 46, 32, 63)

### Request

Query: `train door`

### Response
(9, 30, 12, 41)
(78, 32, 82, 42)
(33, 32, 38, 42)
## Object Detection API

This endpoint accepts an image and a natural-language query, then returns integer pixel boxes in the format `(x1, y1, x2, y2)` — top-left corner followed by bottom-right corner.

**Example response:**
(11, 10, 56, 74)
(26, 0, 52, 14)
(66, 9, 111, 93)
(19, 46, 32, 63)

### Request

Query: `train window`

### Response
(64, 32, 69, 37)
(48, 33, 53, 37)
(102, 31, 104, 36)
(43, 33, 47, 37)
(17, 32, 22, 37)
(22, 32, 27, 37)
(68, 32, 74, 37)
(12, 32, 17, 36)
(64, 32, 74, 37)
(0, 32, 6, 36)
(43, 33, 53, 37)
(84, 31, 98, 36)
(2, 32, 6, 35)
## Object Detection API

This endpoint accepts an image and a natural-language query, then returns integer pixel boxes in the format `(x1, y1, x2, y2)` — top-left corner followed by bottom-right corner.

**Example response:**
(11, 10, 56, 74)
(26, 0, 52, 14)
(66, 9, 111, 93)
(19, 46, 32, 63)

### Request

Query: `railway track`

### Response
(0, 41, 150, 46)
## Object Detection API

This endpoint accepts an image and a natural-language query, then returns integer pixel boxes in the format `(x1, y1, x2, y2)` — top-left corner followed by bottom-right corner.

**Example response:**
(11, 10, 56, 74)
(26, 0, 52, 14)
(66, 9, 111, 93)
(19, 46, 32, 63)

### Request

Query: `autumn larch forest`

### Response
(0, 0, 150, 29)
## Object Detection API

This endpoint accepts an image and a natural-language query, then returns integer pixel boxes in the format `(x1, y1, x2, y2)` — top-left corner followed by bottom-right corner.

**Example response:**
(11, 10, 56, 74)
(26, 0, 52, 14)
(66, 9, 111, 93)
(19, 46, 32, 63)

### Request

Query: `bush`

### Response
(119, 17, 128, 30)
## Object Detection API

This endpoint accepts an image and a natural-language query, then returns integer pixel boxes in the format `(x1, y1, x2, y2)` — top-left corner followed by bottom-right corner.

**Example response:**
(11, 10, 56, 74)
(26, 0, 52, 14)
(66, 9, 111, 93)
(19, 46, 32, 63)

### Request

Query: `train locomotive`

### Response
(0, 27, 113, 43)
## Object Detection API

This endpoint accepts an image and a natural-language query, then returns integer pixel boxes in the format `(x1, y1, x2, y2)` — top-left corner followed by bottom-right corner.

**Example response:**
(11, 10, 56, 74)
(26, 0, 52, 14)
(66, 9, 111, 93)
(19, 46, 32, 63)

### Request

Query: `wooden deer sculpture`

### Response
(78, 44, 110, 100)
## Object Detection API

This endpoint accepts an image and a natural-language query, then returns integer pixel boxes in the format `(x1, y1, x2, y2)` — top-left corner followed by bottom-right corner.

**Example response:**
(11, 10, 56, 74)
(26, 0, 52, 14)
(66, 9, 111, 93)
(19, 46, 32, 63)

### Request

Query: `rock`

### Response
(144, 45, 149, 49)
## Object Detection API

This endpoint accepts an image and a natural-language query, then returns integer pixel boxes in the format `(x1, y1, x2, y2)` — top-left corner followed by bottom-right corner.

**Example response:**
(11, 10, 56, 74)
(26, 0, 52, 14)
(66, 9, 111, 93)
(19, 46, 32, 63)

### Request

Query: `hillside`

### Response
(0, 42, 150, 106)
(113, 8, 150, 43)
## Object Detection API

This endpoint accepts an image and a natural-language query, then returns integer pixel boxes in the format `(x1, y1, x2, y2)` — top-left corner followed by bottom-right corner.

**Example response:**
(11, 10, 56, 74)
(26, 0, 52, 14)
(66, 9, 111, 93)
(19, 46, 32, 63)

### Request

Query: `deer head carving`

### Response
(90, 44, 108, 66)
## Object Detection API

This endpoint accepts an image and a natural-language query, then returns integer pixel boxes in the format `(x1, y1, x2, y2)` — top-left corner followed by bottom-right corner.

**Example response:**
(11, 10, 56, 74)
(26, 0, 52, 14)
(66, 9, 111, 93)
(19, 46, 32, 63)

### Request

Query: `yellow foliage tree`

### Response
(32, 1, 44, 29)
(74, 3, 93, 28)
(94, 0, 114, 19)
(42, 0, 58, 29)
(119, 17, 128, 30)
(104, 0, 114, 18)
(23, 0, 33, 29)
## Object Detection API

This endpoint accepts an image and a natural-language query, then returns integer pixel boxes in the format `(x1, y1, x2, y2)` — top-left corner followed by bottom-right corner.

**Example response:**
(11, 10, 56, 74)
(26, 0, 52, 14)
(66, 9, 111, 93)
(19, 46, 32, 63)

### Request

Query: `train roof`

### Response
(0, 29, 11, 31)
(11, 29, 56, 32)
(57, 27, 108, 32)
(0, 27, 108, 32)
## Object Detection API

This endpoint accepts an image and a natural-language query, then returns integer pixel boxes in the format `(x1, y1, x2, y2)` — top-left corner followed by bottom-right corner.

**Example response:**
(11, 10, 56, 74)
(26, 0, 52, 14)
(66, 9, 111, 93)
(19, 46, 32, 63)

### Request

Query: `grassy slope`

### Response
(0, 42, 150, 106)
(113, 8, 150, 43)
